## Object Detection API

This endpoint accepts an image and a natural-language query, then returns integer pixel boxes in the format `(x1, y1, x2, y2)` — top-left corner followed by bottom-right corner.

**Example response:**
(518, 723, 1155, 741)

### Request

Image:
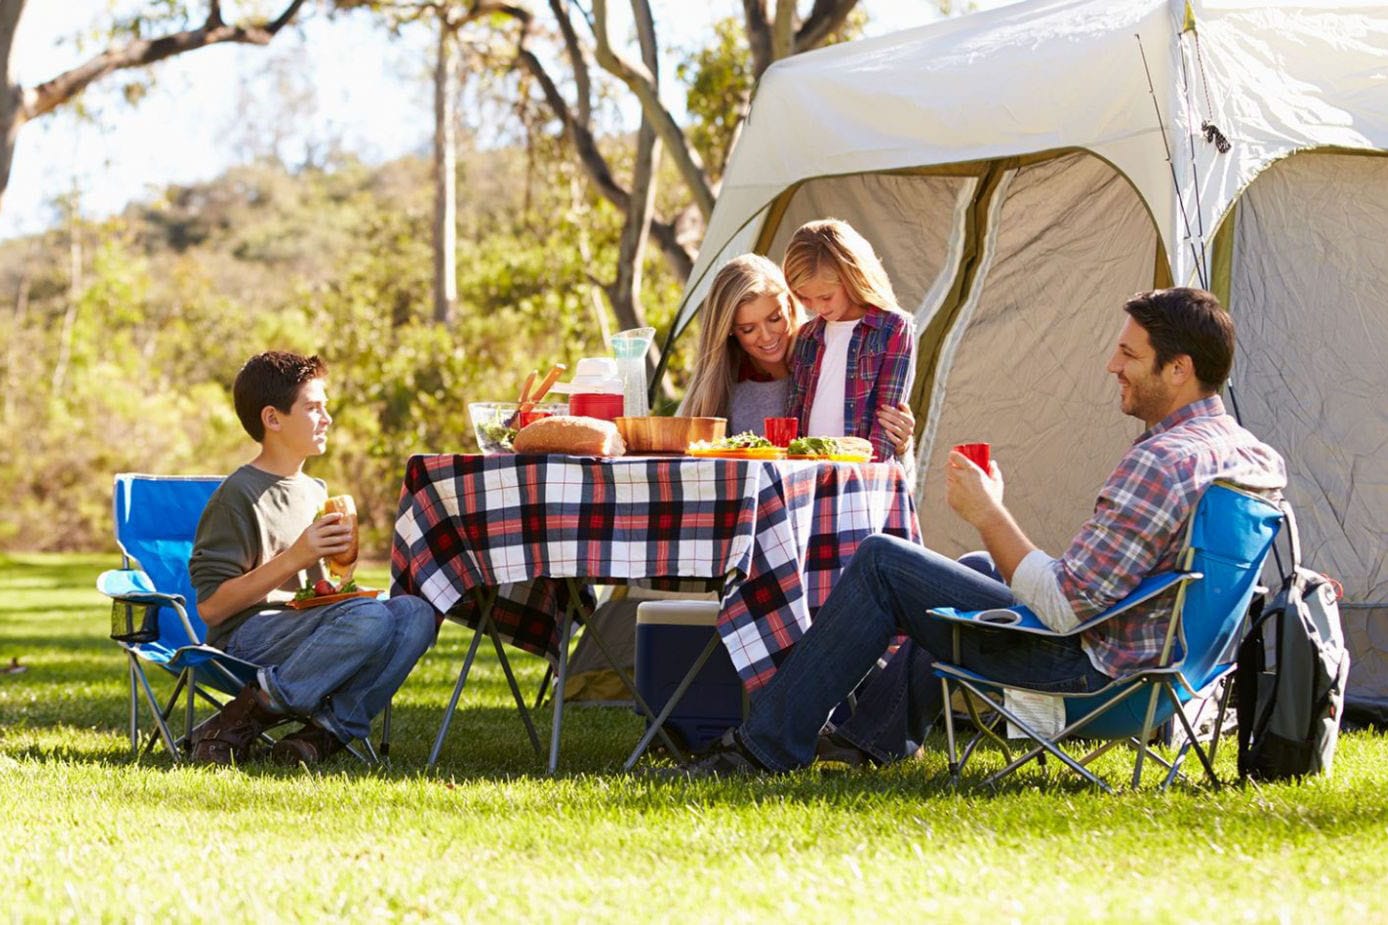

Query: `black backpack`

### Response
(1236, 501, 1351, 780)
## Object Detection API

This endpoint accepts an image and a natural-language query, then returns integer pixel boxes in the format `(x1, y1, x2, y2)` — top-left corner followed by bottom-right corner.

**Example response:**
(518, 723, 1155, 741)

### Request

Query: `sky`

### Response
(3, 1, 1012, 240)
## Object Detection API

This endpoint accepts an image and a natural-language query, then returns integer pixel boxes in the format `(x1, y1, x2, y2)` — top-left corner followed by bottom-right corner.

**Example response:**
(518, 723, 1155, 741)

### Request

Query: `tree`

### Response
(0, 0, 312, 218)
(332, 0, 533, 326)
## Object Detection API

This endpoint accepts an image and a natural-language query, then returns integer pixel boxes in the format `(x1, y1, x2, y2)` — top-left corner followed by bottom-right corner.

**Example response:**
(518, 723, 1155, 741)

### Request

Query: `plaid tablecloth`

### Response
(390, 453, 921, 692)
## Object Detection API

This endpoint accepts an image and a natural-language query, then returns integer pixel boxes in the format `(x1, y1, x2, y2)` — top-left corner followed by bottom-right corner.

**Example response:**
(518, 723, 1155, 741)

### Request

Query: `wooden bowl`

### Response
(615, 416, 726, 453)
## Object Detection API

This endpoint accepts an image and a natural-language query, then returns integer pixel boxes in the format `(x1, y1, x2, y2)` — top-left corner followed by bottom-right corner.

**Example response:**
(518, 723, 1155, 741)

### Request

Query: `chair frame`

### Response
(927, 480, 1282, 793)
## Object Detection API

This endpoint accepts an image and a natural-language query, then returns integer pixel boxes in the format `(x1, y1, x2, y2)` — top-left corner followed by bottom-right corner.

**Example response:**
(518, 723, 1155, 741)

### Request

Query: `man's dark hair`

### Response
(1122, 287, 1234, 393)
(233, 351, 326, 442)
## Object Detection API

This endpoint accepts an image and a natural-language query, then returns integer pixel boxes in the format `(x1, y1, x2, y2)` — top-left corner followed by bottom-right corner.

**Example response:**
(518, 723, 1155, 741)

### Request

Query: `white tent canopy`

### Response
(664, 0, 1388, 715)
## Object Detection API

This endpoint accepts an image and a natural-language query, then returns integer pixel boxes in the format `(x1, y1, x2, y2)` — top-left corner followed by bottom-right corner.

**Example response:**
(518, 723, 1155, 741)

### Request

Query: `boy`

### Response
(189, 351, 435, 765)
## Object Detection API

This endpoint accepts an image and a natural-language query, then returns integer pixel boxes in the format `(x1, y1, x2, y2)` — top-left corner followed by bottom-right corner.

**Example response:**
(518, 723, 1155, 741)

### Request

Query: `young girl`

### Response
(782, 219, 917, 463)
(681, 254, 916, 454)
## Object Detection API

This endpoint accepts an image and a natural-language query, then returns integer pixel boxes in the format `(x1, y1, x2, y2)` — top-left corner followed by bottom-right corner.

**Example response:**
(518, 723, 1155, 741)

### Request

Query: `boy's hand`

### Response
(294, 512, 354, 568)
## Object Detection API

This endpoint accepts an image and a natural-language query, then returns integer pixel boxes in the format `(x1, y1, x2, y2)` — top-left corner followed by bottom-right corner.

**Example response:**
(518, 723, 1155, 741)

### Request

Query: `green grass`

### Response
(2, 553, 1385, 921)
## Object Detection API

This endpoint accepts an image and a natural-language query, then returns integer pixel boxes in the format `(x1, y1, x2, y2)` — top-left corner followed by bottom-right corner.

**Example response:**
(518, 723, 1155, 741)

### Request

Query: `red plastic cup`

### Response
(516, 409, 553, 429)
(764, 417, 799, 447)
(953, 442, 991, 471)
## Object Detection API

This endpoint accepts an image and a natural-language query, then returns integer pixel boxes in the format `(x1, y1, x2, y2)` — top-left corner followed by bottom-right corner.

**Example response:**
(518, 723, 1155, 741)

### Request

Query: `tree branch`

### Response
(545, 0, 591, 129)
(590, 0, 715, 220)
(22, 0, 310, 122)
(505, 3, 694, 279)
(742, 0, 773, 77)
(772, 0, 796, 61)
(795, 0, 858, 53)
(607, 0, 661, 339)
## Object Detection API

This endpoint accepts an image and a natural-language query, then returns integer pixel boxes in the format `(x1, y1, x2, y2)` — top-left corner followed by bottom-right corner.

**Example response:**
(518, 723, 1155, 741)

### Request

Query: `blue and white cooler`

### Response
(634, 600, 744, 751)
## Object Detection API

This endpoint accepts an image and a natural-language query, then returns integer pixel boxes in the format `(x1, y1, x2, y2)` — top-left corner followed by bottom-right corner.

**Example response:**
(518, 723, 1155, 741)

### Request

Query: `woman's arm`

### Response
(877, 401, 915, 458)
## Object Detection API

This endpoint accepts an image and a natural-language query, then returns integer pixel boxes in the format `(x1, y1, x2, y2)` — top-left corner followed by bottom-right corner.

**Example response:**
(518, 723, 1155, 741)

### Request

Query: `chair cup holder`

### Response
(110, 601, 160, 644)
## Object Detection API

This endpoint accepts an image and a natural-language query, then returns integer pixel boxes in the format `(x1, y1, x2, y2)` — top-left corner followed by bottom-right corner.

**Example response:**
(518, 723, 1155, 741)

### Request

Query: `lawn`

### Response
(2, 552, 1384, 922)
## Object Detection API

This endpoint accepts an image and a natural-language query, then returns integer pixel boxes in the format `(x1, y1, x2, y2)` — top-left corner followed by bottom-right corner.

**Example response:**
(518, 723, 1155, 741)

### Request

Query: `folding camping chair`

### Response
(925, 480, 1282, 792)
(98, 473, 388, 764)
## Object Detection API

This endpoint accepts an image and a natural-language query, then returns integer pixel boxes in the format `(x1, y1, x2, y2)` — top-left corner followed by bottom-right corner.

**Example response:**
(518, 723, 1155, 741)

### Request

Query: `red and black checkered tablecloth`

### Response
(390, 453, 920, 692)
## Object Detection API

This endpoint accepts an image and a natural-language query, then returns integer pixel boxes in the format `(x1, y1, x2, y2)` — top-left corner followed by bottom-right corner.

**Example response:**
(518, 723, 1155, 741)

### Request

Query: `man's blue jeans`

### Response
(739, 534, 1113, 772)
(226, 594, 436, 743)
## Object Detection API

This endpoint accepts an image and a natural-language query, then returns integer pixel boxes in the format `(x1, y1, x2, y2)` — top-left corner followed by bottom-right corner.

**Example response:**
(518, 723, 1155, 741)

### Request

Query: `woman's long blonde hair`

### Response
(782, 219, 908, 318)
(679, 254, 798, 419)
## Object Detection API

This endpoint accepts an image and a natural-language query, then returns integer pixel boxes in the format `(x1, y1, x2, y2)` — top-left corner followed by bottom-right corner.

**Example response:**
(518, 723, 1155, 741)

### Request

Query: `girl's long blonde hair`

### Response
(679, 254, 798, 419)
(782, 219, 908, 318)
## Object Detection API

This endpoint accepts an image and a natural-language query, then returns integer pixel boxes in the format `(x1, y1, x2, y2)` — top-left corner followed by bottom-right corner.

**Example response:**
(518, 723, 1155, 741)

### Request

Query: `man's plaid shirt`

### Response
(1056, 395, 1286, 675)
(786, 308, 916, 463)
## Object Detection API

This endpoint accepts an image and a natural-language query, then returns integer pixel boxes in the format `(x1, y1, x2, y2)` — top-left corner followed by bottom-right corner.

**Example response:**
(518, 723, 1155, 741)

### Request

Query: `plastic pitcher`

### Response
(610, 327, 656, 419)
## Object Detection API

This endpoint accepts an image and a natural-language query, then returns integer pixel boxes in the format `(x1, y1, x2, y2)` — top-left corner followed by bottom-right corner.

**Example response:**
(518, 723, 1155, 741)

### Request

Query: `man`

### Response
(680, 287, 1286, 775)
(188, 351, 436, 765)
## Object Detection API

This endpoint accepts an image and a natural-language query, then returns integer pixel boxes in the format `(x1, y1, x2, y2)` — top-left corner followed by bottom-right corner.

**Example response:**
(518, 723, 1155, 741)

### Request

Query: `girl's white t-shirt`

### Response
(805, 319, 860, 437)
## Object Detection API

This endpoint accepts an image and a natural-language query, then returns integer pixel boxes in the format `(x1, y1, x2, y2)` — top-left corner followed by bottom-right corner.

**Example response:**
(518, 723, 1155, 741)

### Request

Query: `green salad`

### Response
(716, 431, 774, 449)
(788, 436, 840, 456)
(480, 421, 519, 449)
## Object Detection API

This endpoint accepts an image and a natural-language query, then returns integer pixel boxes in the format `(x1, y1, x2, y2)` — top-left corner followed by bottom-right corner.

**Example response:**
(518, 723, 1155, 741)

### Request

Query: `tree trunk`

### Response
(50, 201, 81, 395)
(605, 0, 670, 396)
(0, 0, 28, 219)
(432, 17, 458, 327)
(3, 251, 29, 426)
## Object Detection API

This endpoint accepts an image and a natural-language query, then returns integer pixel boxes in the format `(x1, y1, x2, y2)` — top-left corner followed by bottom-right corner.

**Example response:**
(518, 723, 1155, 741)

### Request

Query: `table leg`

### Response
(559, 578, 690, 766)
(534, 665, 553, 710)
(622, 633, 719, 770)
(547, 609, 575, 774)
(428, 587, 541, 769)
(426, 612, 486, 770)
(485, 616, 542, 756)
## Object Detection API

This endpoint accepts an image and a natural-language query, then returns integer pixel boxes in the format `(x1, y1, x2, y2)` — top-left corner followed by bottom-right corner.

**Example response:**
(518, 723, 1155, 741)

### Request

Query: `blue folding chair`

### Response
(98, 473, 387, 763)
(926, 480, 1283, 792)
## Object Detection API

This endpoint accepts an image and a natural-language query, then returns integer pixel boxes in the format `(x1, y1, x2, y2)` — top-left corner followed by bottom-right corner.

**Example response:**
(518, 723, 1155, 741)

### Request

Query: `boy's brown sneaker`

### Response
(190, 684, 283, 765)
(271, 721, 348, 766)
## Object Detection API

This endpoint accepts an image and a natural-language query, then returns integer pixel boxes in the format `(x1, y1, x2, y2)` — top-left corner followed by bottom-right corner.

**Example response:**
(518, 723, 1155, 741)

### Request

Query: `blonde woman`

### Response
(681, 253, 915, 457)
(782, 219, 918, 463)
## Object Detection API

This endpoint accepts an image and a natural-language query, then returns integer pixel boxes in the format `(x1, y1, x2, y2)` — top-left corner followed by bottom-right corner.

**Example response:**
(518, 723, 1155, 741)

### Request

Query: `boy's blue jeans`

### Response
(226, 594, 436, 743)
(739, 534, 1112, 772)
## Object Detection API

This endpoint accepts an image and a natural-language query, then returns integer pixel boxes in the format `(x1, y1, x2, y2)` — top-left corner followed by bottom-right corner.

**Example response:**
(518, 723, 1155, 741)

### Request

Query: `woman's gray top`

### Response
(727, 377, 792, 437)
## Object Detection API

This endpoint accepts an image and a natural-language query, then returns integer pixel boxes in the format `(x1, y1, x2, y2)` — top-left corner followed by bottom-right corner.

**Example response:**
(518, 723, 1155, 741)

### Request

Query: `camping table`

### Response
(389, 452, 921, 770)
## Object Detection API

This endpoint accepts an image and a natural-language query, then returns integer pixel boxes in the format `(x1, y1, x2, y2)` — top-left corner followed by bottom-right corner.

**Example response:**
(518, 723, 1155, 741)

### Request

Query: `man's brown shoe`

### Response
(814, 731, 878, 768)
(190, 684, 283, 765)
(271, 721, 348, 766)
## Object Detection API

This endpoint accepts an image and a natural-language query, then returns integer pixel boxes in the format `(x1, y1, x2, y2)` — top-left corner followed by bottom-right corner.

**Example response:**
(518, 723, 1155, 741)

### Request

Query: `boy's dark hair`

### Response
(233, 351, 327, 442)
(1122, 287, 1235, 393)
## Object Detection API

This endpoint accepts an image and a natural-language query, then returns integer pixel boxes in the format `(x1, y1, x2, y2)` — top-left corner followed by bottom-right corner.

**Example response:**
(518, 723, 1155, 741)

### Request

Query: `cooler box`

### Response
(635, 600, 744, 751)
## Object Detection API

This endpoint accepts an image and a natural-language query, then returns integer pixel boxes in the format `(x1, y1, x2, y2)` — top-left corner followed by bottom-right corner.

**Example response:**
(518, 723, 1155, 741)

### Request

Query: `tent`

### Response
(661, 0, 1388, 719)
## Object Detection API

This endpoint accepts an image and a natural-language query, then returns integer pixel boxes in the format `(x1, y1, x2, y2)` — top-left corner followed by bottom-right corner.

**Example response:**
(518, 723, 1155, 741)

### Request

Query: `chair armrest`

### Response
(925, 570, 1201, 637)
(97, 569, 183, 606)
(97, 569, 201, 642)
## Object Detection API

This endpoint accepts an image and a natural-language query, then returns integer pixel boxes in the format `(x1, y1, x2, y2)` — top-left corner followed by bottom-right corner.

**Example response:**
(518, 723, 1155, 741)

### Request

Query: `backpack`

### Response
(1236, 501, 1351, 780)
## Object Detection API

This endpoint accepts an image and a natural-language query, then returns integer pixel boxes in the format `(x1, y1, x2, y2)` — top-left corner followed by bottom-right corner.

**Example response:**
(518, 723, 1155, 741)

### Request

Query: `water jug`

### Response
(610, 327, 655, 419)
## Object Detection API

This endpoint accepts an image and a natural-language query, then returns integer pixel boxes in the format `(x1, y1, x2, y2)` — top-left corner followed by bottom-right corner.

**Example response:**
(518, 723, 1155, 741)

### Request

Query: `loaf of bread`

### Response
(513, 415, 627, 457)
